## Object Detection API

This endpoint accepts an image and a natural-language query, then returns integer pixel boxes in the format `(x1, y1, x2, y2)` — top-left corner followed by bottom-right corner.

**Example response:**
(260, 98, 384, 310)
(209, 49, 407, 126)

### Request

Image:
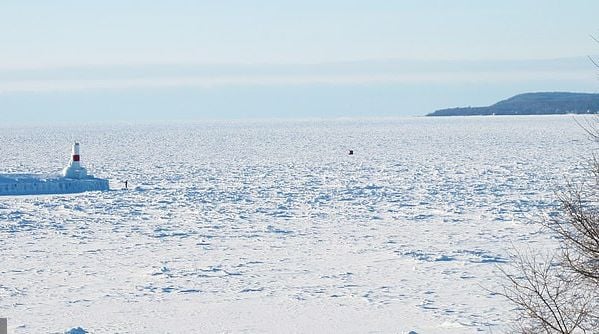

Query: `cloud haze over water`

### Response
(0, 1, 598, 122)
(0, 58, 596, 94)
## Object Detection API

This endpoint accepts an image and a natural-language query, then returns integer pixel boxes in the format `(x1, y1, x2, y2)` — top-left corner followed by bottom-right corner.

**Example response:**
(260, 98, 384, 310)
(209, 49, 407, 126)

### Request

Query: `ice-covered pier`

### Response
(0, 143, 109, 196)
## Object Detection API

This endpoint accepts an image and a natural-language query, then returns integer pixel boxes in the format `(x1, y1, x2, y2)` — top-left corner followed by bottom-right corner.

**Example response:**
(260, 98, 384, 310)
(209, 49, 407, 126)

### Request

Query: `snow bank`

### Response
(64, 327, 88, 334)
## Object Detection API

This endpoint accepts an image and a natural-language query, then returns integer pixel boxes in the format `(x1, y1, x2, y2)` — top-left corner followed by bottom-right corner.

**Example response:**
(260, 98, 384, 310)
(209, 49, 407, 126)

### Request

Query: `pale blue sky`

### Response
(0, 1, 598, 122)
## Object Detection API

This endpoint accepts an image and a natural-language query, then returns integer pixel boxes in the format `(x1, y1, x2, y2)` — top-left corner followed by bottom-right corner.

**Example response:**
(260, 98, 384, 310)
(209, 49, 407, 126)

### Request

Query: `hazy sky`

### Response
(1, 1, 598, 122)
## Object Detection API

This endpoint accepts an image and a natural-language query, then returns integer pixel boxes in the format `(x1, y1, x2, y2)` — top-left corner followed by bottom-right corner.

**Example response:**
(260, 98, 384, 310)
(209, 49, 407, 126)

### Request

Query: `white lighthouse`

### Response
(62, 142, 88, 179)
(1, 142, 108, 196)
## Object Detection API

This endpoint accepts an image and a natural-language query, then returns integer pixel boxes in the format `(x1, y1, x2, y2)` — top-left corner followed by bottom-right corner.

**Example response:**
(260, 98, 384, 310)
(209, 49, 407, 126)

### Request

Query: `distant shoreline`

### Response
(427, 92, 599, 117)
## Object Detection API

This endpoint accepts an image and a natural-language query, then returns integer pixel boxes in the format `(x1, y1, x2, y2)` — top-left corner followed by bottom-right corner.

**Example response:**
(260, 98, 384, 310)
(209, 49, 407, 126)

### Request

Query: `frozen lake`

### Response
(0, 116, 593, 333)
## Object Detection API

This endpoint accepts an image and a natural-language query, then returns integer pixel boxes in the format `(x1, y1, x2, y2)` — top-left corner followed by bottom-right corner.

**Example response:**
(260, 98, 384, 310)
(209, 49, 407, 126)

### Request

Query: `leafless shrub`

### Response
(549, 180, 599, 285)
(499, 118, 599, 332)
(499, 249, 597, 333)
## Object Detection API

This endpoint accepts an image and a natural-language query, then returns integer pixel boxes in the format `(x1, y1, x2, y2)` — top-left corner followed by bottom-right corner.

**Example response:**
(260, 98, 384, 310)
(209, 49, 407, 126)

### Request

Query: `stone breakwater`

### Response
(0, 174, 109, 196)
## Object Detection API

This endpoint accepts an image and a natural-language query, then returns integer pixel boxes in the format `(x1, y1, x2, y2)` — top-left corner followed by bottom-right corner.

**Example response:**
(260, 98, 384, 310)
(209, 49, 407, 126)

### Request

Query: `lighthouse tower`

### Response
(62, 142, 88, 179)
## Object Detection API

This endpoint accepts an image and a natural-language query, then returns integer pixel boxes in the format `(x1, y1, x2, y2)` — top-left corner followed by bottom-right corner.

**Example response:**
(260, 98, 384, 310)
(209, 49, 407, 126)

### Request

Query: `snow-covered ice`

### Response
(0, 116, 593, 333)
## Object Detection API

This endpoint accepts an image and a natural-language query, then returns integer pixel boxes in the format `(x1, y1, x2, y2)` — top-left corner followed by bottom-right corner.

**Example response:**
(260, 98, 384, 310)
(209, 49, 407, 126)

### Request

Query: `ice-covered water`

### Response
(0, 116, 593, 333)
